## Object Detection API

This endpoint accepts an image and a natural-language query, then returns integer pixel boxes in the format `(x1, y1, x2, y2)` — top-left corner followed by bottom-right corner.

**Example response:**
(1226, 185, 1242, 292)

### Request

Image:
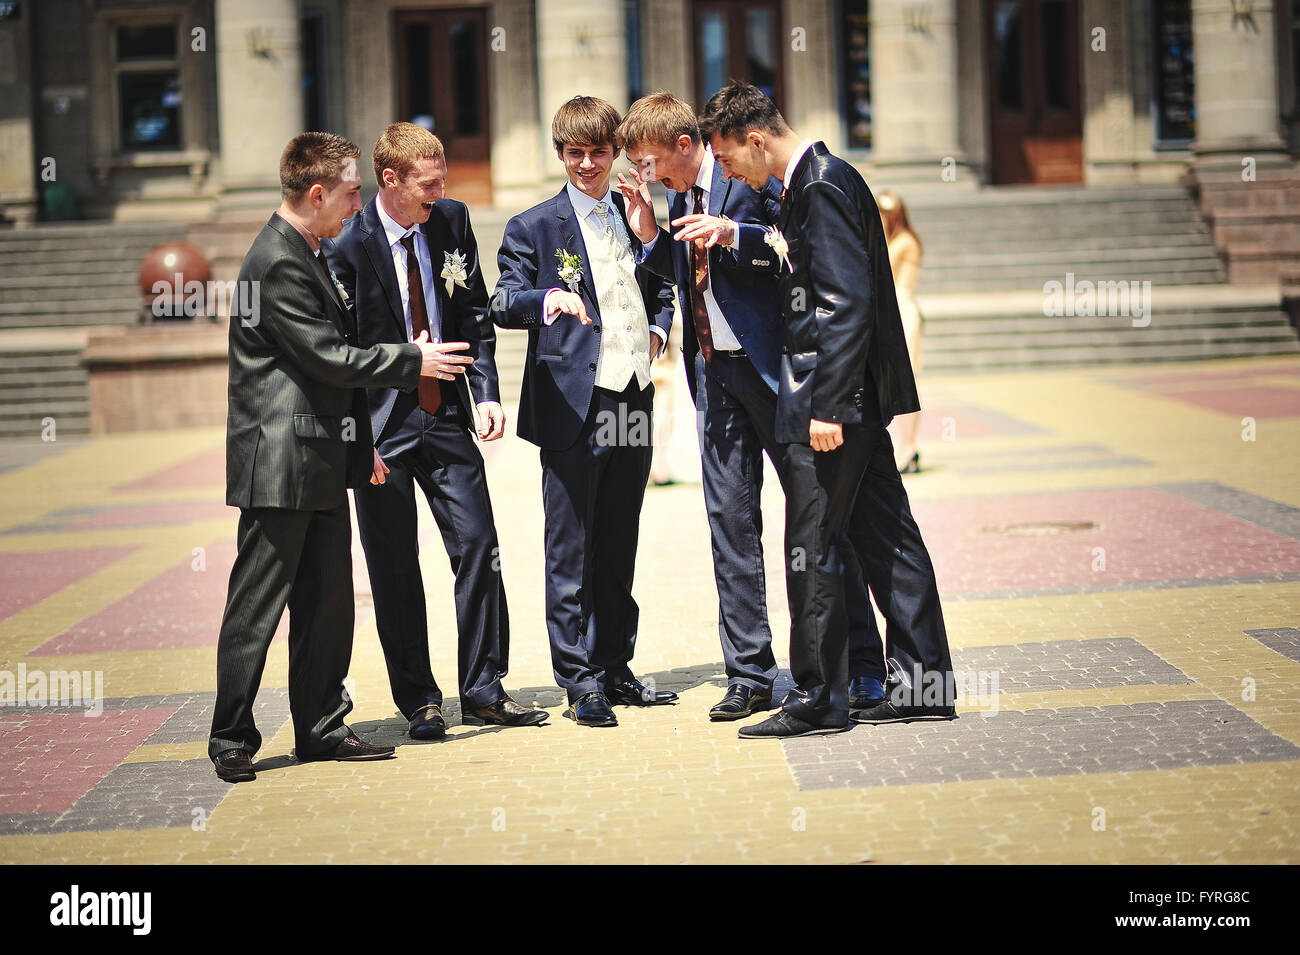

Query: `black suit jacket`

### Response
(225, 213, 422, 510)
(490, 187, 675, 451)
(322, 196, 498, 440)
(776, 142, 919, 444)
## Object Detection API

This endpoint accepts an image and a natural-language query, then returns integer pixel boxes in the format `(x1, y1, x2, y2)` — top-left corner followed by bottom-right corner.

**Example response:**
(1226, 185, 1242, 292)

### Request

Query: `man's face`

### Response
(559, 142, 616, 199)
(709, 132, 768, 190)
(315, 157, 363, 238)
(625, 135, 700, 194)
(382, 155, 447, 227)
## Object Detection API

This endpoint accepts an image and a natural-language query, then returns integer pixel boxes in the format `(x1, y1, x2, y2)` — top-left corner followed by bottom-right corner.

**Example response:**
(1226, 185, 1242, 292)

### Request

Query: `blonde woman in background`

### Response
(879, 190, 924, 473)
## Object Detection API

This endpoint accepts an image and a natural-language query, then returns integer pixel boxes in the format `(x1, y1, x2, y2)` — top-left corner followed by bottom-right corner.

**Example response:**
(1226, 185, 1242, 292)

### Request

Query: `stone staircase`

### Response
(900, 184, 1299, 371)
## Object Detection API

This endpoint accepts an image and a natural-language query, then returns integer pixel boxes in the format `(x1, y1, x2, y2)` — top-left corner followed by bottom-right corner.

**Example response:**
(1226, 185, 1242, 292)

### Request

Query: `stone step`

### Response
(925, 337, 1300, 373)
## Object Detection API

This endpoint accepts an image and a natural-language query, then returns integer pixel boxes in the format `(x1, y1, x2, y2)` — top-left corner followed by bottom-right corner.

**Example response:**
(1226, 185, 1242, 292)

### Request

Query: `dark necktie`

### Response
(689, 186, 714, 363)
(399, 233, 441, 415)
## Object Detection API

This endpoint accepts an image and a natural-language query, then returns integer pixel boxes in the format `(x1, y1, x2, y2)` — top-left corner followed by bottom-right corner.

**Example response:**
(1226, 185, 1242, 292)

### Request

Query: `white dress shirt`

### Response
(783, 138, 815, 190)
(376, 198, 442, 342)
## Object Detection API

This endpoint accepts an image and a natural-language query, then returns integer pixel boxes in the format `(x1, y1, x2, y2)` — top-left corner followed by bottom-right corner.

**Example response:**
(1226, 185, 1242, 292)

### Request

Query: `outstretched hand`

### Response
(414, 331, 474, 379)
(616, 166, 660, 244)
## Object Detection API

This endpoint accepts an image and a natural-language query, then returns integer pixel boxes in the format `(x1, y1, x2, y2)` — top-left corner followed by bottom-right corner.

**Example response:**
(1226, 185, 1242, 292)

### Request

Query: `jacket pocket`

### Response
(293, 413, 343, 440)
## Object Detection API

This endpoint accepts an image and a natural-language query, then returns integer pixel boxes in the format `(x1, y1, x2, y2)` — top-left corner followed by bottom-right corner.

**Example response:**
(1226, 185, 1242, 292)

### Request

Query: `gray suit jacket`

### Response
(225, 213, 422, 510)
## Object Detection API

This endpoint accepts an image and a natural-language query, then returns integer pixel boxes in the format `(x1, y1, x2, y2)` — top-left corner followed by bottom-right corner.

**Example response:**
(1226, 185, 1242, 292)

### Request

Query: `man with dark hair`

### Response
(615, 91, 890, 721)
(323, 122, 546, 736)
(697, 82, 956, 739)
(209, 132, 461, 782)
(491, 96, 678, 727)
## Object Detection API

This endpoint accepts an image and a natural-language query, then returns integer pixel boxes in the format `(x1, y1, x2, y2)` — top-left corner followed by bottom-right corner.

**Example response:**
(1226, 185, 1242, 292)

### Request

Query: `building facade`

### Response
(0, 0, 1297, 220)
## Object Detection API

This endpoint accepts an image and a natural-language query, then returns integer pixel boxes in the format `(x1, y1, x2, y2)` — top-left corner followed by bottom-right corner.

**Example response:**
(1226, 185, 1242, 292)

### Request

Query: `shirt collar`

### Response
(694, 146, 715, 195)
(376, 196, 420, 248)
(783, 138, 815, 190)
(280, 211, 320, 254)
(566, 180, 614, 222)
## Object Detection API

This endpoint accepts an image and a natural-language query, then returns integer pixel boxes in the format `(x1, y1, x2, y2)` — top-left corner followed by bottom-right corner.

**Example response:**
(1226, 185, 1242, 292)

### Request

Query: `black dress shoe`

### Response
(408, 703, 447, 740)
(848, 677, 887, 710)
(709, 684, 772, 721)
(606, 677, 678, 706)
(738, 710, 849, 739)
(850, 700, 956, 724)
(302, 733, 397, 761)
(212, 748, 256, 783)
(563, 691, 618, 727)
(463, 696, 549, 727)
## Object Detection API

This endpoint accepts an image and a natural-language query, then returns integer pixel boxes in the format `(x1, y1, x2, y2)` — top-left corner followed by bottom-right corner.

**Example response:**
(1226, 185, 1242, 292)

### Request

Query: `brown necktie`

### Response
(689, 186, 714, 363)
(399, 234, 441, 415)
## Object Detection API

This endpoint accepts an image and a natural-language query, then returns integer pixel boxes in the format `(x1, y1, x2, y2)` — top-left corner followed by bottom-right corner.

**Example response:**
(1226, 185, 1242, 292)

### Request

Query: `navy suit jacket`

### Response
(640, 160, 784, 402)
(776, 142, 919, 443)
(490, 187, 675, 451)
(322, 196, 499, 442)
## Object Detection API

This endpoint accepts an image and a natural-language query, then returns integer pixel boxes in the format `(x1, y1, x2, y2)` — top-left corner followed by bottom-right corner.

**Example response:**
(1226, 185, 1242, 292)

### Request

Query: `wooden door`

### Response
(693, 0, 784, 109)
(395, 7, 492, 206)
(986, 0, 1083, 184)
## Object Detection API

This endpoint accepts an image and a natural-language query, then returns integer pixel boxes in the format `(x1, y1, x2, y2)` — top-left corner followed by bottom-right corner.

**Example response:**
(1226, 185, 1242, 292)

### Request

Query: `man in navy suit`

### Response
(699, 82, 955, 739)
(324, 123, 547, 738)
(615, 91, 889, 721)
(490, 96, 678, 727)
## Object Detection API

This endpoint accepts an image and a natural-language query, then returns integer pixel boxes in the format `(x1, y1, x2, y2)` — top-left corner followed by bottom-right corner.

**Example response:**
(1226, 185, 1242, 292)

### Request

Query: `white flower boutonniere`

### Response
(556, 249, 584, 293)
(441, 249, 470, 298)
(764, 226, 792, 273)
(328, 268, 350, 303)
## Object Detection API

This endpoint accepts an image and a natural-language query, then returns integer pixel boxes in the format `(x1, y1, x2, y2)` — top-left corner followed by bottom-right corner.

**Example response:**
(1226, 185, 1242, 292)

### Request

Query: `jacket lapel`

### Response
(360, 201, 408, 342)
(779, 145, 817, 234)
(555, 188, 600, 320)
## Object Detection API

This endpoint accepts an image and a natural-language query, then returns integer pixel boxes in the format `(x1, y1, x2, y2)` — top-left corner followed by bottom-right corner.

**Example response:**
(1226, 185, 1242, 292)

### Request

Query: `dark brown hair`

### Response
(698, 81, 790, 143)
(279, 131, 360, 202)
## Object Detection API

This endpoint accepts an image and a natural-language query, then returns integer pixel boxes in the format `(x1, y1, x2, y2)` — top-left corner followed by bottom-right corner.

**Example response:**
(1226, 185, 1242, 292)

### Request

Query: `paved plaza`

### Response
(1, 357, 1298, 863)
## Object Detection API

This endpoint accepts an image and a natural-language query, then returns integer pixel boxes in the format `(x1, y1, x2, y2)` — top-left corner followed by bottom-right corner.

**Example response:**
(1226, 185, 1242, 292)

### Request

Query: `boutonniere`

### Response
(556, 249, 584, 293)
(441, 249, 470, 297)
(328, 268, 350, 303)
(764, 226, 792, 272)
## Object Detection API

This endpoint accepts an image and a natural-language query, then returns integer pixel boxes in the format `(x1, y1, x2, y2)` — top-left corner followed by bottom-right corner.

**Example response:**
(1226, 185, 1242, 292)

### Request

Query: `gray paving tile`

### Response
(1244, 627, 1300, 664)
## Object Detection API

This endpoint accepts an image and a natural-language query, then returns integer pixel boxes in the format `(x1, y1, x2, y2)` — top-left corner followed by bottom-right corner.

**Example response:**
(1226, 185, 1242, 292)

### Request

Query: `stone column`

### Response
(214, 0, 304, 206)
(1190, 0, 1286, 164)
(868, 0, 969, 185)
(0, 7, 36, 221)
(535, 0, 627, 181)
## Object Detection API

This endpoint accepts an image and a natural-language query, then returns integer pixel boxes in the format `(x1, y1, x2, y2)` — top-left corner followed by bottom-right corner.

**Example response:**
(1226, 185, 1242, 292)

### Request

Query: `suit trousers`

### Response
(694, 351, 885, 692)
(540, 380, 654, 702)
(355, 395, 508, 718)
(209, 502, 355, 760)
(782, 420, 953, 727)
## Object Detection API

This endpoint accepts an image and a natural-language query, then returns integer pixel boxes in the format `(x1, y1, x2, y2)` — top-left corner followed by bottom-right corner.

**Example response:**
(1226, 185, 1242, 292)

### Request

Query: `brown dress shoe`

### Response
(213, 748, 256, 782)
(462, 696, 549, 727)
(301, 733, 396, 762)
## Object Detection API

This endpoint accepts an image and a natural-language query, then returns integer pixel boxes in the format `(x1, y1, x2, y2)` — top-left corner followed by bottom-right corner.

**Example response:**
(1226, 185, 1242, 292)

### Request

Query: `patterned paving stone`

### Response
(951, 638, 1191, 693)
(111, 446, 225, 494)
(0, 547, 137, 622)
(781, 700, 1300, 790)
(1244, 628, 1300, 664)
(1161, 482, 1300, 541)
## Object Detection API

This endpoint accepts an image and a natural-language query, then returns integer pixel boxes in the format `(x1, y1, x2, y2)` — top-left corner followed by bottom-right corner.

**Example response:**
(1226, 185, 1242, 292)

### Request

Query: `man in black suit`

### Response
(491, 96, 678, 727)
(697, 83, 956, 739)
(323, 124, 546, 737)
(209, 132, 463, 782)
(614, 91, 891, 721)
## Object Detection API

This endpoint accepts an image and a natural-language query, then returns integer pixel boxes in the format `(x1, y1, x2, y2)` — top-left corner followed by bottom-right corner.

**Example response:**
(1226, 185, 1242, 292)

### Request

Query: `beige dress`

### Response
(889, 233, 923, 373)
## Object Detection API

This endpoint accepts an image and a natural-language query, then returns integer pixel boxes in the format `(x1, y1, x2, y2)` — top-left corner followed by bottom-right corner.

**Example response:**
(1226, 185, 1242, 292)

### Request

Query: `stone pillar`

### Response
(535, 0, 627, 180)
(214, 0, 304, 207)
(1191, 0, 1287, 163)
(868, 0, 969, 185)
(0, 6, 37, 221)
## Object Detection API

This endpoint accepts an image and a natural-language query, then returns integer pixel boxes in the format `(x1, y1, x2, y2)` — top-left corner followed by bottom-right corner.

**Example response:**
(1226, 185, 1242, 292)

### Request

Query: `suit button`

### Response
(593, 325, 601, 334)
(588, 362, 597, 371)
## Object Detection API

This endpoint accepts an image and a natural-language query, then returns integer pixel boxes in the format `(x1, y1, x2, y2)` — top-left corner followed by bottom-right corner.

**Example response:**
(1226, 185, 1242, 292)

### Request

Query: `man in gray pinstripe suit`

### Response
(208, 132, 466, 783)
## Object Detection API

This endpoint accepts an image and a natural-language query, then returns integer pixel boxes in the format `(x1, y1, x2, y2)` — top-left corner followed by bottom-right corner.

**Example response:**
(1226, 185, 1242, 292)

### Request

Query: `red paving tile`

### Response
(912, 487, 1300, 595)
(916, 407, 998, 441)
(1146, 386, 1300, 419)
(0, 547, 137, 623)
(0, 707, 174, 813)
(111, 447, 225, 494)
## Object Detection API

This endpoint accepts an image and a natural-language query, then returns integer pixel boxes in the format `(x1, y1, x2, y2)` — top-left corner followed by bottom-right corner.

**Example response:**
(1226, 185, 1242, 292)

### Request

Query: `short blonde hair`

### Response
(616, 91, 700, 152)
(372, 122, 445, 186)
(551, 96, 621, 153)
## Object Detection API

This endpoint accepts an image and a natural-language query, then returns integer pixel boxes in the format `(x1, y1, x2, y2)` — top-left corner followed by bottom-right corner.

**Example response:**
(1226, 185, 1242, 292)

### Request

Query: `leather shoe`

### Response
(738, 710, 849, 739)
(408, 703, 446, 740)
(212, 748, 256, 783)
(606, 677, 678, 706)
(709, 684, 771, 721)
(463, 696, 549, 727)
(848, 677, 887, 710)
(302, 732, 396, 761)
(563, 691, 618, 727)
(850, 700, 956, 724)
